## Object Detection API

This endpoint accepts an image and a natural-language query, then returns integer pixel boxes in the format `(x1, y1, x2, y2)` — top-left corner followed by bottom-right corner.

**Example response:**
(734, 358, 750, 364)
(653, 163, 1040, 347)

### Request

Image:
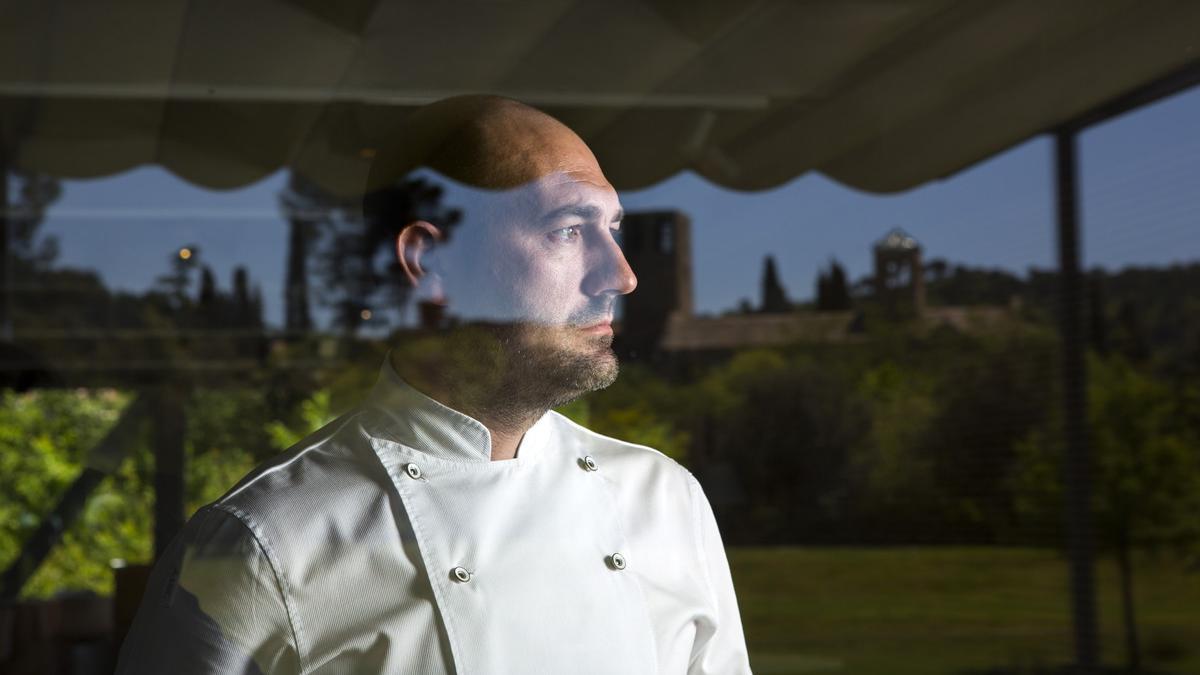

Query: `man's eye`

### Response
(549, 225, 583, 243)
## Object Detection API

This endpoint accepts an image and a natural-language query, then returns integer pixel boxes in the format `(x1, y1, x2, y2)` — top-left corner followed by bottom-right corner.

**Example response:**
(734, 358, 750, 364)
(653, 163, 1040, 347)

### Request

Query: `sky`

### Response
(37, 84, 1200, 328)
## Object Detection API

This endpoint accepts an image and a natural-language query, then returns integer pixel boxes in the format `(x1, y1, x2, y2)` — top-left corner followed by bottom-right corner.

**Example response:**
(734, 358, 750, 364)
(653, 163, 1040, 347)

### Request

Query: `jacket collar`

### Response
(364, 354, 550, 464)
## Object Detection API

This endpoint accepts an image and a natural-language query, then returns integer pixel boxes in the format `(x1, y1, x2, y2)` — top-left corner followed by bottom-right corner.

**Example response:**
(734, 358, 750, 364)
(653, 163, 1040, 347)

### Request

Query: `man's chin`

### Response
(545, 331, 620, 389)
(573, 348, 619, 390)
(503, 324, 620, 403)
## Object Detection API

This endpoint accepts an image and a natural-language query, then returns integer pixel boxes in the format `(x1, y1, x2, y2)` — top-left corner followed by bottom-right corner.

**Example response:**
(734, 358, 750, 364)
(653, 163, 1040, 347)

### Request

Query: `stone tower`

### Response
(617, 210, 693, 356)
(873, 227, 925, 314)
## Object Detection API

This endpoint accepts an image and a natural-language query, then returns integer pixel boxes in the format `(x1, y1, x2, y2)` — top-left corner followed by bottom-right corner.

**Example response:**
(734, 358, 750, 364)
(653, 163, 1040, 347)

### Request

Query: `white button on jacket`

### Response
(116, 359, 752, 674)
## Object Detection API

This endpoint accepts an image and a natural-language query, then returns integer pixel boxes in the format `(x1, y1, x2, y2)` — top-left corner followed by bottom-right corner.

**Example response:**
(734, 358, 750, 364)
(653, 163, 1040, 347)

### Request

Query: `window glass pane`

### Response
(1, 3, 1197, 673)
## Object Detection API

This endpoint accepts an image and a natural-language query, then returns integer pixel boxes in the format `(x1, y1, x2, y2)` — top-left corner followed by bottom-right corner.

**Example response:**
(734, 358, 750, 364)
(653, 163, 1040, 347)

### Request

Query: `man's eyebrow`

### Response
(539, 204, 606, 224)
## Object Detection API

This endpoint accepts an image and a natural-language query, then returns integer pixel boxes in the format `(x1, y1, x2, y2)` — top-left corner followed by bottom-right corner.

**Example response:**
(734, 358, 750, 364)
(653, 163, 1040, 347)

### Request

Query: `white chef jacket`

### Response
(116, 358, 751, 674)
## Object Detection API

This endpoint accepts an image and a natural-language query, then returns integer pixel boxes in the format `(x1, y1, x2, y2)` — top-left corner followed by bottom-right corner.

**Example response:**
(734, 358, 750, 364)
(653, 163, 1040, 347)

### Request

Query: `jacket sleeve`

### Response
(686, 473, 753, 674)
(115, 505, 301, 675)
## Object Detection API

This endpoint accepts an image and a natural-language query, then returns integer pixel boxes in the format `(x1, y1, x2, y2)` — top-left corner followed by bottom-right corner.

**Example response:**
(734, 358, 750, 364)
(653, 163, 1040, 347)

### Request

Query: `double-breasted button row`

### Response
(415, 455, 623, 586)
(410, 455, 602, 478)
(447, 555, 625, 583)
(447, 554, 623, 585)
(411, 456, 601, 476)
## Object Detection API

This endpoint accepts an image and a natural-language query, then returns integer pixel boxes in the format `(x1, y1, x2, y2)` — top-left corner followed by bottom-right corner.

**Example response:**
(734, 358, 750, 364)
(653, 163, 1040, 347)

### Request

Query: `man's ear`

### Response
(395, 221, 444, 287)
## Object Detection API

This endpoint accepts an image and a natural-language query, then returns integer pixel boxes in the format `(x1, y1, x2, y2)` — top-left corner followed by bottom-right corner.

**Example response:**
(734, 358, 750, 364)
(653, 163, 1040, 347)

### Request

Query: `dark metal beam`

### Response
(0, 134, 10, 341)
(0, 468, 107, 600)
(152, 385, 188, 561)
(1062, 57, 1200, 134)
(1038, 54, 1200, 675)
(1054, 128, 1099, 673)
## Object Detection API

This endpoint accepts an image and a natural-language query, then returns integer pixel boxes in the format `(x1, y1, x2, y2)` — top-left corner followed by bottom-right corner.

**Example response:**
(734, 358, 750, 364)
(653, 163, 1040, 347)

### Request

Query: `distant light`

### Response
(110, 558, 127, 569)
(360, 309, 372, 321)
(359, 147, 377, 159)
(178, 247, 193, 260)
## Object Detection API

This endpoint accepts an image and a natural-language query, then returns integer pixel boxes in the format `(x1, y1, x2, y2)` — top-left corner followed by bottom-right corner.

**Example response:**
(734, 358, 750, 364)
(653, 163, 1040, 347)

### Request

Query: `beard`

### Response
(455, 294, 619, 430)
(507, 324, 618, 403)
(397, 298, 620, 433)
(487, 321, 619, 414)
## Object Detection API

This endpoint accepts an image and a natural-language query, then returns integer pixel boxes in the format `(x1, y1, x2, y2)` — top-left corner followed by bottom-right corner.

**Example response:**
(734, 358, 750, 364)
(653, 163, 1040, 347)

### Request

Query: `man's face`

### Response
(437, 168, 636, 397)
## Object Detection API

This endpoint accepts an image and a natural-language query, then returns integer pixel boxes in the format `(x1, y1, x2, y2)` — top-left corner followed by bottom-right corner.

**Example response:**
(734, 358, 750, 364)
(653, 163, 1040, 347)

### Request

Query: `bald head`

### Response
(381, 95, 635, 422)
(368, 95, 609, 192)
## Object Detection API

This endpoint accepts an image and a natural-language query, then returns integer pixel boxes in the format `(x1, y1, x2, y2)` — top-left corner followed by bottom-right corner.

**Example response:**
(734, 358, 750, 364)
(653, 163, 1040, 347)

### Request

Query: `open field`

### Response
(727, 547, 1200, 674)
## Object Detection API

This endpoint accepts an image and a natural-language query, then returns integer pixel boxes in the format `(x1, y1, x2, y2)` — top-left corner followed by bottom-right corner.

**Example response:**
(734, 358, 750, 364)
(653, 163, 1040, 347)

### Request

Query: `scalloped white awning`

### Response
(2, 0, 1198, 196)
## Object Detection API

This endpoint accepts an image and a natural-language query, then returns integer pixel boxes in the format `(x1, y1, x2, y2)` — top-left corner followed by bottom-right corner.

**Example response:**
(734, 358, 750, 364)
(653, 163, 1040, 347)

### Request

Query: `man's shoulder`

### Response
(207, 406, 393, 530)
(543, 411, 697, 487)
(544, 412, 708, 553)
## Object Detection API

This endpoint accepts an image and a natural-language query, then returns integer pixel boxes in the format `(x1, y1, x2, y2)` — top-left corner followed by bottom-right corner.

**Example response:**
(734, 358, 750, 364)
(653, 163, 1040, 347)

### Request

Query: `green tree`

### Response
(922, 336, 1058, 542)
(154, 244, 201, 311)
(0, 389, 150, 598)
(759, 256, 790, 313)
(265, 389, 337, 452)
(697, 349, 870, 543)
(1012, 357, 1200, 671)
(559, 364, 691, 462)
(0, 382, 328, 598)
(815, 258, 852, 311)
(849, 360, 940, 541)
(185, 388, 280, 513)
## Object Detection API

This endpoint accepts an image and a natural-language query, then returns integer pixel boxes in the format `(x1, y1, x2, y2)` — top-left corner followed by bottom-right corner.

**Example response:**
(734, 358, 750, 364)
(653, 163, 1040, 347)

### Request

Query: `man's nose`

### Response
(583, 233, 637, 297)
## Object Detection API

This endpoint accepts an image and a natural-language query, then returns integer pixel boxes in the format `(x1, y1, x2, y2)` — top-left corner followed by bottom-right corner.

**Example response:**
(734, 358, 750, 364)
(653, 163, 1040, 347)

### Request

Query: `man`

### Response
(117, 96, 751, 674)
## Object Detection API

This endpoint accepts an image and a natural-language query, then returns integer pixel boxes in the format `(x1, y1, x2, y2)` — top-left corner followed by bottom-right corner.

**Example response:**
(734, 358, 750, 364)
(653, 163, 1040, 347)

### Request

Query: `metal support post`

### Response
(1055, 127, 1099, 673)
(152, 385, 187, 561)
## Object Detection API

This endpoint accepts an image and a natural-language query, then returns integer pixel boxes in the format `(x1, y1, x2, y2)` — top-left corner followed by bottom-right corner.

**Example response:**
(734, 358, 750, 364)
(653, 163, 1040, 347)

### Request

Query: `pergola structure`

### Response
(3, 1, 1200, 669)
(3, 1, 1199, 194)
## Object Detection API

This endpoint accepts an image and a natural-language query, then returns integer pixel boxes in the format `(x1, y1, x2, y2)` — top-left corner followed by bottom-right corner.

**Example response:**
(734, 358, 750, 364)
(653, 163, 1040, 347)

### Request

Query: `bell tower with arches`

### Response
(873, 227, 925, 315)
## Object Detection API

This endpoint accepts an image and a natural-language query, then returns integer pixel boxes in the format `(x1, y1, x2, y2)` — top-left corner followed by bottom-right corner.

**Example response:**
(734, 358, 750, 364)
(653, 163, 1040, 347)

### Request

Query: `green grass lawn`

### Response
(727, 547, 1200, 674)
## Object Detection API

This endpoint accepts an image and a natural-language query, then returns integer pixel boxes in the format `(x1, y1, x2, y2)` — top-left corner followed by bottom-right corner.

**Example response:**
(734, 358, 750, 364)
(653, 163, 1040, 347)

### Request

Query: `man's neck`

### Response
(389, 338, 544, 461)
(484, 426, 529, 462)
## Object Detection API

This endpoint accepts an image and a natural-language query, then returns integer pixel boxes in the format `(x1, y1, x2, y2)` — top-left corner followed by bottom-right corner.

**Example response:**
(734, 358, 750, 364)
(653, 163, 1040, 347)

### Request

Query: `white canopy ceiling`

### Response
(2, 0, 1198, 195)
